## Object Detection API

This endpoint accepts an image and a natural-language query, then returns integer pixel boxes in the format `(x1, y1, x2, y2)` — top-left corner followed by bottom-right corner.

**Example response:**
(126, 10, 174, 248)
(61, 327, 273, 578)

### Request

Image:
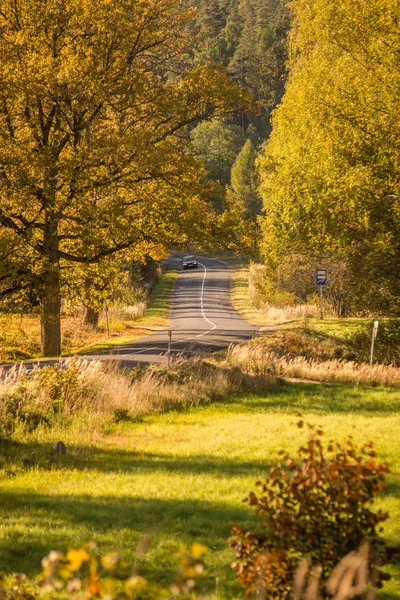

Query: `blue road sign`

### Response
(316, 269, 327, 286)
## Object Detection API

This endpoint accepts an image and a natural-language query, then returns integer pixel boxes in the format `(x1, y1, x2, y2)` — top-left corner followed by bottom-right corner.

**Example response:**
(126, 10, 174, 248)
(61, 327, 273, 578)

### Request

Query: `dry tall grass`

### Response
(263, 304, 323, 321)
(0, 357, 277, 437)
(228, 342, 400, 387)
(101, 302, 147, 326)
(0, 303, 148, 361)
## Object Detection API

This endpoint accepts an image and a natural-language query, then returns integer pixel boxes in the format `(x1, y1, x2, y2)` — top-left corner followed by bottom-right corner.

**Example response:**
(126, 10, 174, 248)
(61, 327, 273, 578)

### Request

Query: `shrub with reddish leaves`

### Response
(230, 421, 391, 599)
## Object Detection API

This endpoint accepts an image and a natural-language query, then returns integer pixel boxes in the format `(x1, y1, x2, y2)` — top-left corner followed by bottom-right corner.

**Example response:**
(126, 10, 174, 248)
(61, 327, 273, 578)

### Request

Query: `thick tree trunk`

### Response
(40, 266, 61, 356)
(40, 214, 62, 357)
(82, 307, 100, 328)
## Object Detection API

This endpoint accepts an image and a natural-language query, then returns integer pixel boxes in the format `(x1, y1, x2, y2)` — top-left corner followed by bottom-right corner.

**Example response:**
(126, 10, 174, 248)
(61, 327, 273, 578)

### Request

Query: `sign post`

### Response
(370, 321, 379, 367)
(168, 328, 172, 368)
(316, 269, 327, 320)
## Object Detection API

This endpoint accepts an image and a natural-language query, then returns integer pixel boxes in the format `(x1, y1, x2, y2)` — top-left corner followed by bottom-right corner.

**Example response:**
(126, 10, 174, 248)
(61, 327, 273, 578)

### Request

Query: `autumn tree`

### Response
(0, 0, 248, 355)
(258, 0, 400, 314)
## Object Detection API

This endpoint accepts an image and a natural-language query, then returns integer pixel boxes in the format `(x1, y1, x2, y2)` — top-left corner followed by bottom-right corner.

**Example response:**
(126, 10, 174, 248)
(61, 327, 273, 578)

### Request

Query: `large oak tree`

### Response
(0, 0, 248, 355)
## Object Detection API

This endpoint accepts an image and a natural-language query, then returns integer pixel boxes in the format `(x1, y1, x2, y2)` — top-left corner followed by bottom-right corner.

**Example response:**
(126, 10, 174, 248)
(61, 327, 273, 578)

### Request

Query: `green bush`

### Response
(0, 385, 51, 440)
(230, 422, 391, 599)
(249, 264, 296, 308)
(350, 320, 400, 366)
(0, 363, 93, 441)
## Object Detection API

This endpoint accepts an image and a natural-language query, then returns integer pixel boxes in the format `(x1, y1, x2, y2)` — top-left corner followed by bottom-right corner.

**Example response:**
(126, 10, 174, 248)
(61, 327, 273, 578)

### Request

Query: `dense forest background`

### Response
(186, 0, 289, 218)
(186, 0, 289, 138)
(1, 0, 398, 360)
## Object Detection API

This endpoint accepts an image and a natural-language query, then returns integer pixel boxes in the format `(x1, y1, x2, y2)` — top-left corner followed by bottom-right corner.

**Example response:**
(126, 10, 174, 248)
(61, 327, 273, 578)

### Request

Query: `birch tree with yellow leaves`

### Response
(259, 0, 400, 314)
(0, 0, 249, 355)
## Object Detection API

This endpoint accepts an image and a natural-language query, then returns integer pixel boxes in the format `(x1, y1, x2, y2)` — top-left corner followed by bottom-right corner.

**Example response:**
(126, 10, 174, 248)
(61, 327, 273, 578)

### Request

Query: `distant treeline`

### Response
(185, 0, 289, 138)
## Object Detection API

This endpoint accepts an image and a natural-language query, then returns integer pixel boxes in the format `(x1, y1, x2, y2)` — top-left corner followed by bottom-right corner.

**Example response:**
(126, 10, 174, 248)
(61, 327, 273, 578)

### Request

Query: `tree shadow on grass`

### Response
(0, 490, 255, 596)
(0, 483, 398, 596)
(1, 438, 274, 478)
(1, 378, 399, 480)
(1, 381, 399, 595)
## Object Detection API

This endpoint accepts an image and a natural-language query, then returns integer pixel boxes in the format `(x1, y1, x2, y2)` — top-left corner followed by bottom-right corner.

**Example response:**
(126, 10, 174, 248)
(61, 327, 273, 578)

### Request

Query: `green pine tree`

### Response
(227, 139, 262, 220)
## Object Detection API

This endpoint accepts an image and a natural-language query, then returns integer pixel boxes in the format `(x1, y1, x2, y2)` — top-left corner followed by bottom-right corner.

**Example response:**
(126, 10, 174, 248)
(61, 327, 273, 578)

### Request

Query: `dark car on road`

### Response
(181, 255, 198, 270)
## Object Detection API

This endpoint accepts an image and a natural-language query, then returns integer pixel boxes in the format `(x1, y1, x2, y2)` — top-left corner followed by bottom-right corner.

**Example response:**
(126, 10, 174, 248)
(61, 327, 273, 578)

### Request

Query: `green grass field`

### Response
(1, 382, 399, 598)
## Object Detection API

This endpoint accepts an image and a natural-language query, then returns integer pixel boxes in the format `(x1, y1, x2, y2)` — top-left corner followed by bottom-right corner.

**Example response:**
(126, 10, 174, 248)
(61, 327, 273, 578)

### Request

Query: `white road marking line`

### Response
(125, 260, 218, 354)
(129, 346, 160, 356)
(197, 261, 217, 331)
(172, 261, 217, 343)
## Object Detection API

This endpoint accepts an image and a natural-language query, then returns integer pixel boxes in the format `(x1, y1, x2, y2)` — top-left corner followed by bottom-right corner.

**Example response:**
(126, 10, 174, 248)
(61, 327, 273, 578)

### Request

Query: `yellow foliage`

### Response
(66, 549, 90, 573)
(190, 543, 208, 559)
(0, 0, 250, 354)
(258, 0, 400, 313)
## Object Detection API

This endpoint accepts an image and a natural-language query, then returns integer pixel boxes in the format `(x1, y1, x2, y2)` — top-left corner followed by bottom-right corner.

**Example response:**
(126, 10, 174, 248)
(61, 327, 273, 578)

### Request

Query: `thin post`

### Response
(370, 321, 379, 367)
(320, 284, 323, 320)
(168, 329, 172, 367)
(105, 303, 110, 338)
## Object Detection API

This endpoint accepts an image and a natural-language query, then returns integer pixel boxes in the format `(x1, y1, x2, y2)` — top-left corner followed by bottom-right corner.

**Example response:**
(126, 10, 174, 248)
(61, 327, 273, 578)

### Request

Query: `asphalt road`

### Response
(2, 255, 258, 370)
(107, 254, 258, 366)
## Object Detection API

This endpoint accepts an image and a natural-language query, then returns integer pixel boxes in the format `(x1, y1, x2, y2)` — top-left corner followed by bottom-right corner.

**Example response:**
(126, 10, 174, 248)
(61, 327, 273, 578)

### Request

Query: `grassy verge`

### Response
(135, 266, 178, 327)
(227, 339, 400, 387)
(230, 263, 365, 330)
(230, 264, 271, 327)
(229, 262, 320, 326)
(0, 267, 178, 361)
(226, 318, 400, 374)
(308, 317, 372, 339)
(0, 373, 399, 598)
(229, 262, 400, 371)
